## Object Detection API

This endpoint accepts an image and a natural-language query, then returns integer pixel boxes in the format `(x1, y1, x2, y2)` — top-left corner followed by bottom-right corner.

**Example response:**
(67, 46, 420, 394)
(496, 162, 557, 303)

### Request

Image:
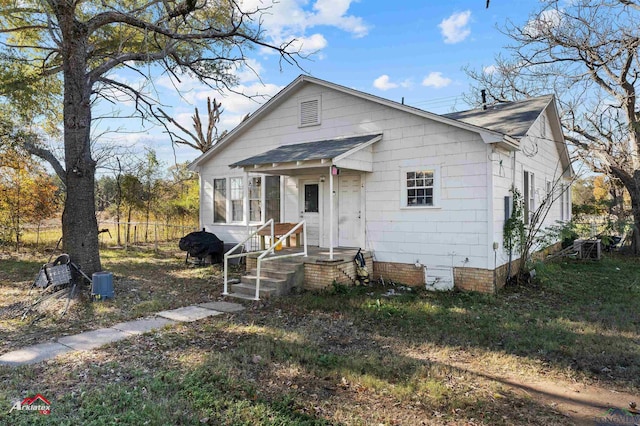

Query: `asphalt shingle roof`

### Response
(442, 95, 553, 138)
(230, 134, 382, 167)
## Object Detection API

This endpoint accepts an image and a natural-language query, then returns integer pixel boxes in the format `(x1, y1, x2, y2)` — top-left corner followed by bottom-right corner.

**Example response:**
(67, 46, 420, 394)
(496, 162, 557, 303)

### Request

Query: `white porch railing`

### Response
(254, 220, 307, 300)
(223, 219, 274, 296)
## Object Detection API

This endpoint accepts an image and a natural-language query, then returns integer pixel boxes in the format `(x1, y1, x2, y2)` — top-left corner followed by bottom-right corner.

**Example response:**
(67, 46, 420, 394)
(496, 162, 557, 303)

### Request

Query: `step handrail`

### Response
(254, 220, 307, 300)
(223, 219, 274, 295)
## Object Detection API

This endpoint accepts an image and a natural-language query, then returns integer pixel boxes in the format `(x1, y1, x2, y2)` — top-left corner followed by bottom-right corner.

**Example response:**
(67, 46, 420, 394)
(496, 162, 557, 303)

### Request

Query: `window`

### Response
(230, 177, 244, 222)
(524, 171, 535, 224)
(304, 184, 319, 212)
(249, 177, 262, 222)
(561, 183, 571, 221)
(265, 176, 281, 222)
(298, 96, 321, 127)
(545, 179, 552, 198)
(213, 178, 226, 223)
(406, 170, 434, 206)
(212, 175, 281, 224)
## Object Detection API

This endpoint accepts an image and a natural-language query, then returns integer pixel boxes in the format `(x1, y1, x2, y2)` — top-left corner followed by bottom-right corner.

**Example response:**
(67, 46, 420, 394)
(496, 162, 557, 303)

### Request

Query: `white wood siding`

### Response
(198, 83, 568, 272)
(490, 108, 571, 269)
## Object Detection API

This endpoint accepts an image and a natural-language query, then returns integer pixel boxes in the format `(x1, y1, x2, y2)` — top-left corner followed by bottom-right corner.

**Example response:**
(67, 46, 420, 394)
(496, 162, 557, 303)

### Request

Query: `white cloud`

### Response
(190, 82, 285, 131)
(373, 75, 398, 91)
(240, 0, 370, 56)
(372, 75, 413, 91)
(483, 65, 498, 75)
(439, 10, 471, 44)
(234, 58, 264, 84)
(421, 72, 452, 89)
(524, 9, 563, 38)
(288, 33, 329, 55)
(310, 0, 369, 38)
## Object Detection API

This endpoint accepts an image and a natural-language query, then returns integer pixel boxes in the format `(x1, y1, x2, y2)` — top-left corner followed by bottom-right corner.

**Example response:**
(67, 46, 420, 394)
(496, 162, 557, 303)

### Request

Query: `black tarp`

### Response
(179, 229, 224, 263)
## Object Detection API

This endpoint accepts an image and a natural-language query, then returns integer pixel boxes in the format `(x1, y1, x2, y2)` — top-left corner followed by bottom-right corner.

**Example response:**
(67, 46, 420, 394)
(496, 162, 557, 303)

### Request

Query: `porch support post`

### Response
(329, 165, 334, 261)
(245, 171, 250, 240)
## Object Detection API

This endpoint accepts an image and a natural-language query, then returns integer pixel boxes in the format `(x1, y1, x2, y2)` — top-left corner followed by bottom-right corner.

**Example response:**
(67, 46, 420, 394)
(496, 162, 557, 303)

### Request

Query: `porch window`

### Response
(249, 177, 262, 222)
(230, 177, 244, 222)
(304, 184, 319, 212)
(406, 170, 434, 206)
(265, 176, 281, 222)
(213, 178, 226, 223)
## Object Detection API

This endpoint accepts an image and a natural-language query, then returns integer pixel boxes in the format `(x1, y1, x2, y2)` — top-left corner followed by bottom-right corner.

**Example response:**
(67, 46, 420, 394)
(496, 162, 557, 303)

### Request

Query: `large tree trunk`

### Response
(630, 186, 640, 255)
(58, 4, 101, 275)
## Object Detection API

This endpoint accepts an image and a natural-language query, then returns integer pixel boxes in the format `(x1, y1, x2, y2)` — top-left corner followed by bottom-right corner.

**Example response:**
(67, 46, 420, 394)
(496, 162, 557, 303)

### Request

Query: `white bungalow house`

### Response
(188, 75, 572, 294)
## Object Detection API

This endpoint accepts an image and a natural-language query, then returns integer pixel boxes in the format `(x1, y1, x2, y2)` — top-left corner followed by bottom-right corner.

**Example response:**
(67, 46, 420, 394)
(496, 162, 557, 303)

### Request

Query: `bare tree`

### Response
(159, 97, 227, 153)
(465, 0, 640, 253)
(0, 1, 300, 274)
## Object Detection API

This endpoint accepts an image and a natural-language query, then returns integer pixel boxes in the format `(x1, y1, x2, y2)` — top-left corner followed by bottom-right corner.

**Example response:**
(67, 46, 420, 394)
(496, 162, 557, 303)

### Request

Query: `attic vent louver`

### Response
(299, 97, 320, 127)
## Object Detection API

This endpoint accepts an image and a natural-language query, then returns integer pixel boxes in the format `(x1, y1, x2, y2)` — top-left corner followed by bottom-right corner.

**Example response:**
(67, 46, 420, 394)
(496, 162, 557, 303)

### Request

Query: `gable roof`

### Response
(189, 75, 515, 170)
(230, 134, 382, 168)
(443, 95, 554, 138)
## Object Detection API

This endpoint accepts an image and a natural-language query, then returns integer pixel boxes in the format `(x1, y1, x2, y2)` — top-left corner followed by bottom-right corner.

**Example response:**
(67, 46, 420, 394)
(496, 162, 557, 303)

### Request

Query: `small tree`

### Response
(503, 175, 573, 285)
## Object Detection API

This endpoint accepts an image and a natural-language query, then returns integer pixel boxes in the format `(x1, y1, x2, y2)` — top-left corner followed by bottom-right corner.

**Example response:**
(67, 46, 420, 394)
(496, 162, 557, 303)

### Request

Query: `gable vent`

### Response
(299, 98, 320, 127)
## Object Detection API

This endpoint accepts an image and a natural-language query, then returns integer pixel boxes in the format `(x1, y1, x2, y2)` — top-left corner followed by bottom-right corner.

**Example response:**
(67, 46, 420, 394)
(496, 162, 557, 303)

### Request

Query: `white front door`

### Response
(338, 174, 361, 247)
(299, 181, 321, 246)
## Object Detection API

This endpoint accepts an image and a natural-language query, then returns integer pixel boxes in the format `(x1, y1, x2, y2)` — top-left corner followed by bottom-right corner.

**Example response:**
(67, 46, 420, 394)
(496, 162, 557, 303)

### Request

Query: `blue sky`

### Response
(96, 0, 546, 169)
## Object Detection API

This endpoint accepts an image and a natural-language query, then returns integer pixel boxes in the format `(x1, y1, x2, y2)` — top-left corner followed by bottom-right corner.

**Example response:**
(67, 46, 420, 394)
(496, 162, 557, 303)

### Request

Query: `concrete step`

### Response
(248, 268, 295, 280)
(231, 282, 277, 298)
(241, 275, 287, 289)
(224, 292, 260, 301)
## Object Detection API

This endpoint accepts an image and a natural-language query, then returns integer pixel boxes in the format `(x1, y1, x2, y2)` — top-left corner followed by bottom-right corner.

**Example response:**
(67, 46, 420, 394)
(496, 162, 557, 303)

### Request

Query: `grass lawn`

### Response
(0, 248, 638, 425)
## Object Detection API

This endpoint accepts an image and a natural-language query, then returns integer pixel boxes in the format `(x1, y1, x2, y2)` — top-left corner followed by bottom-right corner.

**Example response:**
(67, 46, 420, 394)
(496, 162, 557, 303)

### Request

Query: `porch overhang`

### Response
(229, 134, 382, 174)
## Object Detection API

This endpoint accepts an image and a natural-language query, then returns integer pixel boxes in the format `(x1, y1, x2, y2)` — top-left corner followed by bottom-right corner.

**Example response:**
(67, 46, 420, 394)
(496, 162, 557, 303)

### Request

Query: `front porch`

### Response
(229, 246, 373, 299)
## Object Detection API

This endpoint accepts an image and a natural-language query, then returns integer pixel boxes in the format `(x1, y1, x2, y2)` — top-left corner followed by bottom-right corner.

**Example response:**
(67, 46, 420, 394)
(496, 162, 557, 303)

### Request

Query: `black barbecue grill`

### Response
(179, 229, 224, 265)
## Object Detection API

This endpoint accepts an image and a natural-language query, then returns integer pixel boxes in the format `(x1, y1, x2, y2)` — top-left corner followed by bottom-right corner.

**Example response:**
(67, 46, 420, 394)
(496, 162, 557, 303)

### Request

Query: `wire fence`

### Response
(4, 221, 199, 251)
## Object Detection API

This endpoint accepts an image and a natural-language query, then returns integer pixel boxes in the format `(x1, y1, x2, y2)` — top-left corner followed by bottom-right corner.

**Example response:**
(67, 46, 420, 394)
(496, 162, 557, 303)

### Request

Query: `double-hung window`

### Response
(230, 177, 244, 222)
(213, 178, 226, 223)
(524, 170, 535, 224)
(265, 176, 281, 222)
(561, 183, 571, 221)
(213, 175, 281, 224)
(249, 177, 262, 222)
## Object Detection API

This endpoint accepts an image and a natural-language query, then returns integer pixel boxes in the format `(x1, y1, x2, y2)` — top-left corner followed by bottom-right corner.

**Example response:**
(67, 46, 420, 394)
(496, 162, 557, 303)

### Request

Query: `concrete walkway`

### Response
(0, 301, 245, 367)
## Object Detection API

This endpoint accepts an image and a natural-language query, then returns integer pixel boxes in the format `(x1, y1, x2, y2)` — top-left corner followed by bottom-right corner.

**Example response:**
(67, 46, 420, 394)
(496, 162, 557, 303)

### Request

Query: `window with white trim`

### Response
(400, 167, 440, 208)
(212, 175, 281, 225)
(265, 176, 281, 223)
(213, 178, 226, 223)
(545, 179, 552, 198)
(249, 176, 262, 222)
(524, 170, 535, 224)
(561, 183, 571, 221)
(230, 177, 244, 222)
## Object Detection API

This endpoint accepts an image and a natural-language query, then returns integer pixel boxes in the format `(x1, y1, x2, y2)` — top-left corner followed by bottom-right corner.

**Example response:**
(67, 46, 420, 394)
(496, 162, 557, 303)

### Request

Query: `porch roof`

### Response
(230, 134, 382, 170)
